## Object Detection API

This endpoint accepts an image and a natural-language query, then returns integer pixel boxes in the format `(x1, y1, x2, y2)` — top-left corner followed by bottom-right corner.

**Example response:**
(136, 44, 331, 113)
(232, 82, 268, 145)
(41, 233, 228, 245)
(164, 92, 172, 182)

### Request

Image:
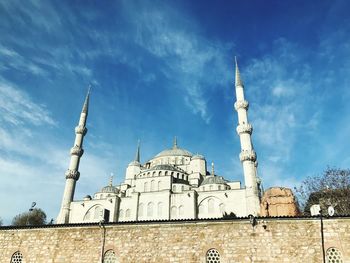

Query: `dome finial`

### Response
(235, 56, 244, 87)
(109, 173, 114, 186)
(173, 136, 178, 149)
(211, 162, 215, 176)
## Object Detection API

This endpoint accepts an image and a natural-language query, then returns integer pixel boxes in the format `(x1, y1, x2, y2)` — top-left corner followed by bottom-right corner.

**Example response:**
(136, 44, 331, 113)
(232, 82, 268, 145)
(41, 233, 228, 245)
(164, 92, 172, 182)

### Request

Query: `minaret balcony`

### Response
(65, 169, 80, 180)
(239, 150, 257, 162)
(236, 123, 253, 135)
(70, 146, 84, 157)
(75, 125, 88, 135)
(234, 100, 249, 111)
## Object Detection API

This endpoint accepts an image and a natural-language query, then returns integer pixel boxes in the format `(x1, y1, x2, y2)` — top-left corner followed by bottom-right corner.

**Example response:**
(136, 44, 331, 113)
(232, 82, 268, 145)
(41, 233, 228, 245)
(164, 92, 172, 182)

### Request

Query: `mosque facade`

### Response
(56, 60, 262, 224)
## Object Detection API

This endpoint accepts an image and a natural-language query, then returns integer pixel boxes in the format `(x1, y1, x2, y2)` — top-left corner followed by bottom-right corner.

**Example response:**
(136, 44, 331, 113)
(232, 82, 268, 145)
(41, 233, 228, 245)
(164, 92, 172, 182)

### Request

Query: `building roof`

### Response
(201, 176, 227, 186)
(155, 147, 193, 158)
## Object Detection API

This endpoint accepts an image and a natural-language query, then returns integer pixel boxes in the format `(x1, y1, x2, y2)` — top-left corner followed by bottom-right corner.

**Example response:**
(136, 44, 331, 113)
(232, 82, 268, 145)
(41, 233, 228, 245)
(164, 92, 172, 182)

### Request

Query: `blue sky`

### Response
(0, 0, 349, 224)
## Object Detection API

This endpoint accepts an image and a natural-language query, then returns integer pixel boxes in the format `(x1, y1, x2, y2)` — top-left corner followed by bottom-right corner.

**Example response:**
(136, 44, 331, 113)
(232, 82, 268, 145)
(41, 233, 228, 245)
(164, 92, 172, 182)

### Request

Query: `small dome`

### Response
(84, 195, 92, 201)
(192, 154, 205, 160)
(101, 185, 119, 194)
(201, 176, 227, 186)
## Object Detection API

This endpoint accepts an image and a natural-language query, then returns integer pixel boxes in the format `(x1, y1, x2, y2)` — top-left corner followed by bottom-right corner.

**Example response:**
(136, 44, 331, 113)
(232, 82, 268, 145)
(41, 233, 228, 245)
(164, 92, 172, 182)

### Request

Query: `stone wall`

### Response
(0, 217, 349, 263)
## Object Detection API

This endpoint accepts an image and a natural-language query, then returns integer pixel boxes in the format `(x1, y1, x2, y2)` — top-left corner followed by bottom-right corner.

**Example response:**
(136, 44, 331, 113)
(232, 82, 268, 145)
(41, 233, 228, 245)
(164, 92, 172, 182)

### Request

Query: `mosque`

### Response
(56, 59, 262, 224)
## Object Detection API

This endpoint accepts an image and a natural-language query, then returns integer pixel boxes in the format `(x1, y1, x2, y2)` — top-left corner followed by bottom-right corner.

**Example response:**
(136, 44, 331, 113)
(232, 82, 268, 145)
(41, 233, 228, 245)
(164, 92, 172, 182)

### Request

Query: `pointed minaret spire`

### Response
(173, 136, 178, 149)
(233, 57, 260, 216)
(57, 90, 90, 224)
(82, 86, 91, 115)
(134, 140, 140, 163)
(235, 56, 244, 87)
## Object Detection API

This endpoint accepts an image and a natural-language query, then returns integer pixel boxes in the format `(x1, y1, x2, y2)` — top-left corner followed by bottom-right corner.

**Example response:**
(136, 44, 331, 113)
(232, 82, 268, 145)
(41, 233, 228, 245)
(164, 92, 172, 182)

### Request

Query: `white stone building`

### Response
(57, 59, 262, 224)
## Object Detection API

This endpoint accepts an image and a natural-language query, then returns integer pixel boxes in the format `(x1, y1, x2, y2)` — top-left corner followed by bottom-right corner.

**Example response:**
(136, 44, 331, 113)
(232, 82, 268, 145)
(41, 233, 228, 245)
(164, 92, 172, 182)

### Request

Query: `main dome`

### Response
(155, 147, 193, 158)
(154, 137, 193, 158)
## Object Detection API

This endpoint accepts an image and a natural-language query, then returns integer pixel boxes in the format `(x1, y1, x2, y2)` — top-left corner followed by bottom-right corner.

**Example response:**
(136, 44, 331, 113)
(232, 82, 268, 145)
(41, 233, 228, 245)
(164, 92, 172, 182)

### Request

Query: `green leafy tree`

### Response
(294, 167, 350, 215)
(12, 208, 47, 226)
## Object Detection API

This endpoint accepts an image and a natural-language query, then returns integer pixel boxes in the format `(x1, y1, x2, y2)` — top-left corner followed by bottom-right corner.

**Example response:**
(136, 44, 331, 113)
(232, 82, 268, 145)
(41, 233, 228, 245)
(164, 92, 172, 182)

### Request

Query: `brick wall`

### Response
(0, 217, 349, 263)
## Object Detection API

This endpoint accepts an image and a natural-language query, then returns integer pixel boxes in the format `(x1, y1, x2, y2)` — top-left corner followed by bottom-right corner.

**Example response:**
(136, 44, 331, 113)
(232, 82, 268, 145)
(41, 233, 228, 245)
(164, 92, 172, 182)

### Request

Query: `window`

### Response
(151, 180, 155, 191)
(157, 202, 163, 217)
(144, 182, 149, 192)
(125, 209, 130, 218)
(206, 248, 220, 263)
(172, 185, 176, 192)
(104, 250, 118, 263)
(165, 171, 168, 176)
(199, 204, 204, 214)
(119, 209, 124, 218)
(147, 202, 154, 217)
(158, 171, 162, 176)
(208, 199, 214, 213)
(11, 251, 23, 263)
(179, 205, 184, 216)
(209, 185, 213, 191)
(326, 247, 343, 263)
(94, 206, 103, 219)
(138, 203, 144, 217)
(171, 206, 177, 218)
(219, 203, 225, 214)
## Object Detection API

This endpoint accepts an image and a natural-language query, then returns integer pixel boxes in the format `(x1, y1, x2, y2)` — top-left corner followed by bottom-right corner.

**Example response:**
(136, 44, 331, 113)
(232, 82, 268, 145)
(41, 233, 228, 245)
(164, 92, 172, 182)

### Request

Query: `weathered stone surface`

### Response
(260, 187, 300, 217)
(0, 218, 349, 263)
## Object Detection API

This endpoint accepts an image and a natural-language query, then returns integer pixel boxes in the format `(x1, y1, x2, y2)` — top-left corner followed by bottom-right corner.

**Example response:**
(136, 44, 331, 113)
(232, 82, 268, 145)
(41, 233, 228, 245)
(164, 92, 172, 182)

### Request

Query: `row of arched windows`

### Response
(144, 180, 161, 192)
(140, 171, 188, 180)
(119, 209, 131, 218)
(170, 205, 184, 217)
(198, 199, 225, 215)
(138, 202, 163, 217)
(7, 246, 345, 262)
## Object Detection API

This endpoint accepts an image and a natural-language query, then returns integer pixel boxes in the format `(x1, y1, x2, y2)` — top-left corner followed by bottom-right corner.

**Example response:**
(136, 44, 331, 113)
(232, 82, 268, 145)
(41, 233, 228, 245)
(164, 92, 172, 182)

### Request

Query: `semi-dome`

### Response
(201, 176, 227, 186)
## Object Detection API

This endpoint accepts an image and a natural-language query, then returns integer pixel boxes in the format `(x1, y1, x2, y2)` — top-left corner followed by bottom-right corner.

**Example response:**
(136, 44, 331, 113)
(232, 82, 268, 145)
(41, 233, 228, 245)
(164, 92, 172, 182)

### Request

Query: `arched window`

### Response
(152, 171, 156, 176)
(206, 248, 221, 263)
(172, 185, 176, 192)
(208, 199, 214, 213)
(94, 206, 103, 219)
(147, 202, 154, 217)
(165, 171, 168, 176)
(125, 209, 130, 218)
(179, 205, 184, 216)
(11, 251, 23, 263)
(209, 185, 213, 191)
(158, 181, 161, 191)
(144, 182, 149, 192)
(171, 206, 177, 218)
(181, 185, 184, 191)
(119, 209, 124, 218)
(104, 249, 118, 263)
(151, 180, 155, 191)
(158, 171, 162, 176)
(138, 203, 144, 217)
(219, 203, 225, 214)
(199, 204, 205, 214)
(326, 247, 343, 263)
(157, 202, 163, 217)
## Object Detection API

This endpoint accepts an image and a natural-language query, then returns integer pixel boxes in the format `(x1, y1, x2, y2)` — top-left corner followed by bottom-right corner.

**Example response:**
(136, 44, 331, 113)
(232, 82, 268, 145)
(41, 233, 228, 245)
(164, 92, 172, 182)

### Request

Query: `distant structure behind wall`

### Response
(260, 187, 299, 217)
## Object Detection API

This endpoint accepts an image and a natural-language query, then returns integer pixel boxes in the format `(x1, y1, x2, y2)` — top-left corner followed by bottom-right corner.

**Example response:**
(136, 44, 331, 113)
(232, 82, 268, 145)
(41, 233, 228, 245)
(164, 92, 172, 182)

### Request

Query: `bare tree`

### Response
(12, 208, 47, 226)
(294, 167, 350, 215)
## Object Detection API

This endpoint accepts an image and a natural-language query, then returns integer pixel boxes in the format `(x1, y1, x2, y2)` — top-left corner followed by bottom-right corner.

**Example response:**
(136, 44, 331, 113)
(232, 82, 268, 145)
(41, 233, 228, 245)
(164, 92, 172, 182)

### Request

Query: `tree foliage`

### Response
(12, 208, 47, 226)
(222, 212, 237, 219)
(294, 167, 350, 215)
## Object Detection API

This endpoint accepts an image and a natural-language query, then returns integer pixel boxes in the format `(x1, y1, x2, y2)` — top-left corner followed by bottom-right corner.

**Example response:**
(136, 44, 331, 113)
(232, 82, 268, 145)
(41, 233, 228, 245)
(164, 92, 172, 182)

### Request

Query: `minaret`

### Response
(57, 89, 90, 224)
(125, 141, 141, 184)
(234, 58, 260, 216)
